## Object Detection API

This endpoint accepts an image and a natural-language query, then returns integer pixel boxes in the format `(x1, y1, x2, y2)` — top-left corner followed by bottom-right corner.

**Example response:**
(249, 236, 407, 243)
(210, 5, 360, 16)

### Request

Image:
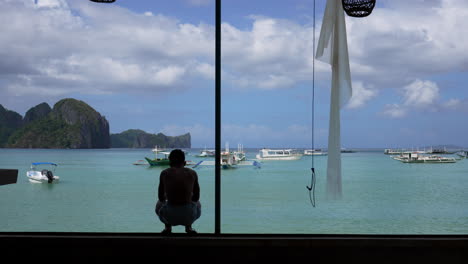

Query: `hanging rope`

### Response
(307, 0, 316, 208)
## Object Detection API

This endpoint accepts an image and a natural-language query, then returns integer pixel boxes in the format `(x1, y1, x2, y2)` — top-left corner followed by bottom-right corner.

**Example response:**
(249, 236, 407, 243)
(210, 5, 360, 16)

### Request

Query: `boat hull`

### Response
(255, 155, 302, 161)
(26, 171, 60, 183)
(144, 157, 170, 166)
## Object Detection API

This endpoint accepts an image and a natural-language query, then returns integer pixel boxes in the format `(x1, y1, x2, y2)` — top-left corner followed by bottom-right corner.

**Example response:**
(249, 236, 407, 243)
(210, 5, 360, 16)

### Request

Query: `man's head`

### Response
(169, 149, 186, 167)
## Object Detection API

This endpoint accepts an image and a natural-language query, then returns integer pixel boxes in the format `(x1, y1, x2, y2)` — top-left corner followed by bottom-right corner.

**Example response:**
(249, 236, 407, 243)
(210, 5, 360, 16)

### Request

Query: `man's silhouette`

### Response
(155, 149, 201, 234)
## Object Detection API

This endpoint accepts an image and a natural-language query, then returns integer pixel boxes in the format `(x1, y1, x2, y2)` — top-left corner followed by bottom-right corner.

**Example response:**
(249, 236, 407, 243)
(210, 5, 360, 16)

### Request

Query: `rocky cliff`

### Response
(0, 105, 23, 147)
(23, 102, 51, 125)
(7, 99, 110, 149)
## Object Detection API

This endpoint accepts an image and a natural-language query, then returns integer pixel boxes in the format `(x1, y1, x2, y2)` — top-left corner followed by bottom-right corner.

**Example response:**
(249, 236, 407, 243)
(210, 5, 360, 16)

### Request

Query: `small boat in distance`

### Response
(341, 148, 356, 153)
(133, 159, 149, 165)
(384, 149, 405, 155)
(392, 152, 457, 163)
(304, 149, 327, 156)
(196, 147, 215, 157)
(27, 162, 60, 183)
(192, 143, 259, 169)
(426, 146, 456, 155)
(456, 151, 468, 159)
(256, 148, 302, 160)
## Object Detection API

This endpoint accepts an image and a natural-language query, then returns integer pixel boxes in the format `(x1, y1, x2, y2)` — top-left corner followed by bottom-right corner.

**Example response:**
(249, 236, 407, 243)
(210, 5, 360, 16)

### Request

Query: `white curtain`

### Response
(316, 0, 352, 199)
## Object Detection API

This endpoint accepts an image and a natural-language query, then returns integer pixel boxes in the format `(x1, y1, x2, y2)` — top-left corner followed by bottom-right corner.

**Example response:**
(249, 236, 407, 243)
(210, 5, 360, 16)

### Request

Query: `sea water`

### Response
(0, 148, 467, 234)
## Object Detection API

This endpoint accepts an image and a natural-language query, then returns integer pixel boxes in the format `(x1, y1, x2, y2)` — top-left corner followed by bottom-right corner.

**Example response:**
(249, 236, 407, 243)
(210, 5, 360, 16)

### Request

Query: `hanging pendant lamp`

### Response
(342, 0, 376, 17)
(89, 0, 116, 3)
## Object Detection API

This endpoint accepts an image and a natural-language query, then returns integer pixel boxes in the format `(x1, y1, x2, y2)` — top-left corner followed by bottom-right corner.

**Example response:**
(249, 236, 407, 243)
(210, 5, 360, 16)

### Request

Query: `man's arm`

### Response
(158, 171, 166, 202)
(192, 172, 200, 202)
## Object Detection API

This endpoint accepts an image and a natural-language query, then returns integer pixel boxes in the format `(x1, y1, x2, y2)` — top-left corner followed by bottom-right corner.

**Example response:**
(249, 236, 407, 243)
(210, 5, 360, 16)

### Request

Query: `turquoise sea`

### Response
(0, 148, 467, 234)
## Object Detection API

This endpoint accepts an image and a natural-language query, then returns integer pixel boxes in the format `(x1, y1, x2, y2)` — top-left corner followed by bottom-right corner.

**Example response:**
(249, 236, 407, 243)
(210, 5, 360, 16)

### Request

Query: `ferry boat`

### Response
(256, 149, 302, 160)
(304, 149, 327, 156)
(392, 152, 457, 163)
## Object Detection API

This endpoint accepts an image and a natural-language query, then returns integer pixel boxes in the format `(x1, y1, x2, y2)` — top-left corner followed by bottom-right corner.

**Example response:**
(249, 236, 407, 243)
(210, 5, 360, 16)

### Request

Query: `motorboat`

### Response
(26, 162, 60, 183)
(304, 149, 327, 156)
(256, 148, 302, 160)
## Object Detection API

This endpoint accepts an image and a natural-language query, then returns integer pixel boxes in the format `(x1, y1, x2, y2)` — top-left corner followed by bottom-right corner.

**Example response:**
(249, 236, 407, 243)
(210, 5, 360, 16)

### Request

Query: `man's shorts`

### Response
(156, 201, 201, 226)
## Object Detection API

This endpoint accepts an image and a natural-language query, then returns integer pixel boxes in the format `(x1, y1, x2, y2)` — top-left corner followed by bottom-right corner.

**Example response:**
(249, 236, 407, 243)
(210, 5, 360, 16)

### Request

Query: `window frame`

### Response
(0, 2, 467, 254)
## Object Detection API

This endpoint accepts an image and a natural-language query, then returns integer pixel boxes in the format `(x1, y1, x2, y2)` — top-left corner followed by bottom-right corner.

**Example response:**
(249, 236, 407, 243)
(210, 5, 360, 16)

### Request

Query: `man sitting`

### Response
(155, 149, 201, 234)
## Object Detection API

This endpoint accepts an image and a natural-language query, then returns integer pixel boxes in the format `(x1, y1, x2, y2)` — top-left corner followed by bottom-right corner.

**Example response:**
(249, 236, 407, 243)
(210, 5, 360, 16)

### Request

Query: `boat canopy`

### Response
(32, 162, 58, 166)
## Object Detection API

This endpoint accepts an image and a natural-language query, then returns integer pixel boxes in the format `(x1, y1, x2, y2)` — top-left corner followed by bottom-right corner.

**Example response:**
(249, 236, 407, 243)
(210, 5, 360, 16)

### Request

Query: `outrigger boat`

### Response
(392, 152, 457, 163)
(456, 151, 468, 159)
(27, 162, 60, 183)
(145, 146, 171, 166)
(193, 143, 259, 169)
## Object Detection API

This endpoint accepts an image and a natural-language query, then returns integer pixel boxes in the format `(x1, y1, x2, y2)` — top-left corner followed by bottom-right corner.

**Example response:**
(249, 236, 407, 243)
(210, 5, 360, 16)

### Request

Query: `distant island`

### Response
(0, 98, 190, 149)
(111, 129, 190, 148)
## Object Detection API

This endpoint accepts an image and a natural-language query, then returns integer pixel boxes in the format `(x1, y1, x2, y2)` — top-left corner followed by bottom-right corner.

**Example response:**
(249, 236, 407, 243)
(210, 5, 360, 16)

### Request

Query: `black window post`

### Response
(215, 0, 221, 235)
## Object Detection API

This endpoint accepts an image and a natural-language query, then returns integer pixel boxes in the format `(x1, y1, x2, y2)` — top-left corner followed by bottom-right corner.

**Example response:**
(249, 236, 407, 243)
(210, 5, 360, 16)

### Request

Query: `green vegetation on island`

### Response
(6, 98, 110, 149)
(110, 129, 191, 148)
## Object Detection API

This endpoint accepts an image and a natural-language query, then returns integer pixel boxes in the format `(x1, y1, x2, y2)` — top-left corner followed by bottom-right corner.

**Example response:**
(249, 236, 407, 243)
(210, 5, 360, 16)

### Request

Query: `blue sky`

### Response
(1, 0, 467, 148)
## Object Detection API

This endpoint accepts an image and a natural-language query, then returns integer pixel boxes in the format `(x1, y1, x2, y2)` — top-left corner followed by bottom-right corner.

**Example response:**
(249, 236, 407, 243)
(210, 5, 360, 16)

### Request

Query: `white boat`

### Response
(196, 147, 215, 157)
(384, 149, 405, 155)
(232, 144, 246, 161)
(26, 162, 60, 183)
(392, 152, 457, 163)
(193, 143, 260, 169)
(256, 148, 302, 160)
(304, 149, 327, 156)
(456, 151, 468, 158)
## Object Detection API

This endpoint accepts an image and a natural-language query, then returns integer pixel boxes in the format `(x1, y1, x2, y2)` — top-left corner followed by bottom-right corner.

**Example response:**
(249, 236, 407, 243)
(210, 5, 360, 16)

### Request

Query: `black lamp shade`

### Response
(89, 0, 116, 3)
(342, 0, 376, 17)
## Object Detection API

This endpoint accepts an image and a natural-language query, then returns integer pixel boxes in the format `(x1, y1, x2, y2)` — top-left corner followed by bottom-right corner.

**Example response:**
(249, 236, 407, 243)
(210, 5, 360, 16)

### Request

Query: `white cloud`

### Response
(382, 104, 406, 118)
(402, 79, 439, 107)
(381, 79, 465, 117)
(0, 0, 214, 98)
(347, 81, 378, 109)
(443, 98, 461, 109)
(2, 0, 468, 111)
(35, 0, 67, 9)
